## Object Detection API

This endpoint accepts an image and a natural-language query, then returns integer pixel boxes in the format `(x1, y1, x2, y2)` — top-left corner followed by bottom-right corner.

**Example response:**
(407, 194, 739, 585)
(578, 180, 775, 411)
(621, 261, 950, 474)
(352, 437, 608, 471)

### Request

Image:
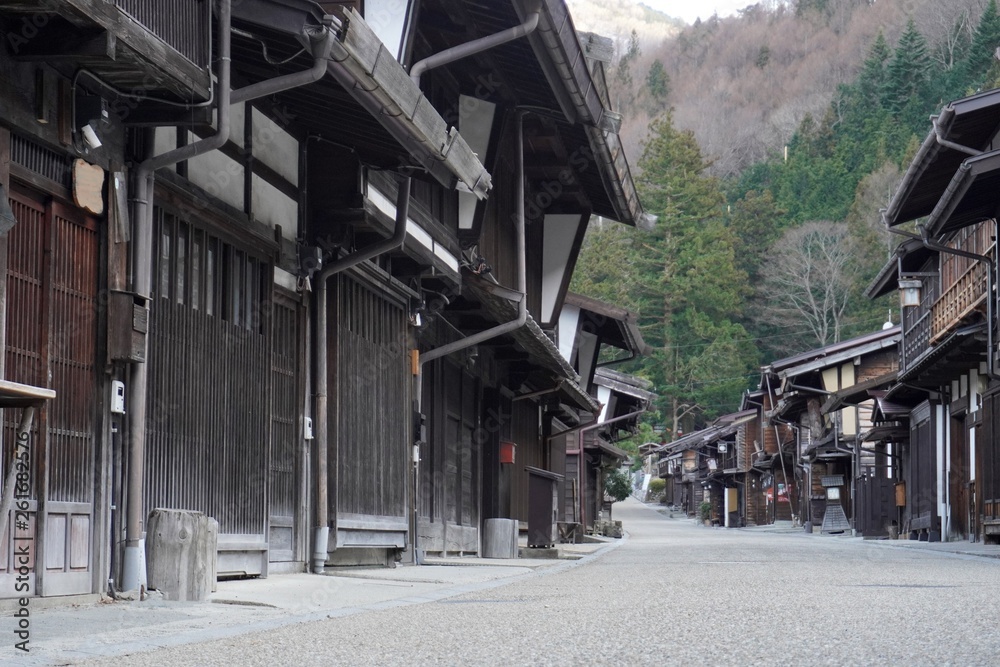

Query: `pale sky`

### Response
(642, 0, 752, 24)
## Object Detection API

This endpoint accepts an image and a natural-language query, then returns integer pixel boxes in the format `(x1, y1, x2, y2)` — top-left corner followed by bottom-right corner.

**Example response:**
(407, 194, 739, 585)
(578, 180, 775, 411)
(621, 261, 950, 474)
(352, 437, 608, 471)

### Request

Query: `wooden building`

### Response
(652, 410, 755, 525)
(555, 293, 651, 533)
(1, 0, 489, 589)
(870, 88, 1000, 543)
(1, 0, 649, 597)
(408, 1, 649, 556)
(762, 328, 900, 534)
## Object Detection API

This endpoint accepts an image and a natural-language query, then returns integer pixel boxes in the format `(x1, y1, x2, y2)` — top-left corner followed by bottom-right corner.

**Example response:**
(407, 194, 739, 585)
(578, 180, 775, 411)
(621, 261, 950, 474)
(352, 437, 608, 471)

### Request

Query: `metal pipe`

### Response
(230, 26, 334, 104)
(785, 382, 834, 396)
(312, 274, 330, 573)
(312, 177, 411, 573)
(409, 7, 541, 86)
(420, 112, 528, 367)
(410, 111, 529, 562)
(122, 0, 232, 593)
(512, 380, 564, 402)
(548, 406, 646, 442)
(933, 114, 982, 157)
(918, 222, 999, 381)
(122, 1, 340, 590)
(766, 372, 798, 521)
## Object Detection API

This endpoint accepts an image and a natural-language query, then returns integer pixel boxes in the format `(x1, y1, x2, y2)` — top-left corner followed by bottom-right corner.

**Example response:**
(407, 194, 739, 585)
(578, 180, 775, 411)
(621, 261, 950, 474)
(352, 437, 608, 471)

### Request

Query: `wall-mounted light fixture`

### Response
(74, 94, 109, 153)
(898, 279, 922, 308)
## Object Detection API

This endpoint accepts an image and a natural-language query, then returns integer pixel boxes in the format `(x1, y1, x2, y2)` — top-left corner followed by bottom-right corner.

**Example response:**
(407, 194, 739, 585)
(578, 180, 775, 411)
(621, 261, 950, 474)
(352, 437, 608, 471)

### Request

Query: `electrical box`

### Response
(108, 290, 148, 362)
(304, 417, 314, 440)
(111, 380, 126, 414)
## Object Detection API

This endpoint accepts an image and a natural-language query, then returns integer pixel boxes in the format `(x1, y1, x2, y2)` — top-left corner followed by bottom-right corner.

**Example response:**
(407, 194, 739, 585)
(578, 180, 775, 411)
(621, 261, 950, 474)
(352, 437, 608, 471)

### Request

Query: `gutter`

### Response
(120, 0, 339, 591)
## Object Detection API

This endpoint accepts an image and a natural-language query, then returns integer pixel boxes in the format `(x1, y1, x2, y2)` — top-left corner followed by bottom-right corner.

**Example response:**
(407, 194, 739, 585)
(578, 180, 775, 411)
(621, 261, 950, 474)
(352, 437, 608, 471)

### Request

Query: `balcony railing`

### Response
(902, 310, 931, 374)
(115, 0, 211, 68)
(930, 256, 988, 344)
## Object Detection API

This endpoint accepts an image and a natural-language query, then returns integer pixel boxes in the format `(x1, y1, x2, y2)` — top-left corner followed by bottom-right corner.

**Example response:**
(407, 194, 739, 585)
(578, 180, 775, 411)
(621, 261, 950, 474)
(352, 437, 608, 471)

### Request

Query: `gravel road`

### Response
(82, 499, 1000, 667)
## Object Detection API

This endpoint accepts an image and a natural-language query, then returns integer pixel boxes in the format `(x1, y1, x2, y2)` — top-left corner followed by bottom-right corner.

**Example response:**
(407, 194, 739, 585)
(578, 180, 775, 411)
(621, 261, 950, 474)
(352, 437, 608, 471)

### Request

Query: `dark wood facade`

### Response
(0, 0, 647, 595)
(870, 89, 1000, 543)
(330, 273, 411, 554)
(2, 174, 103, 596)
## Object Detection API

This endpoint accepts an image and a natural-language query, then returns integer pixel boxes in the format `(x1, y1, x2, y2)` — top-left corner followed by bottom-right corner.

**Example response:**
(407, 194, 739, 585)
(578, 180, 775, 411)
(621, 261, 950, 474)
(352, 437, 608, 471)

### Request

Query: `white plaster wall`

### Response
(252, 108, 298, 186)
(541, 214, 581, 324)
(229, 102, 246, 148)
(251, 173, 296, 241)
(597, 386, 611, 422)
(557, 305, 581, 363)
(187, 147, 244, 213)
(153, 128, 176, 172)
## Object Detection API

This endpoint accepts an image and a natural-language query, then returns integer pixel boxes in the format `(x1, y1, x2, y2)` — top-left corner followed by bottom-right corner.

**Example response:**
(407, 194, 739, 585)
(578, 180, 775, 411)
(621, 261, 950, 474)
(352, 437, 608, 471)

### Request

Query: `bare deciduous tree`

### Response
(759, 221, 856, 347)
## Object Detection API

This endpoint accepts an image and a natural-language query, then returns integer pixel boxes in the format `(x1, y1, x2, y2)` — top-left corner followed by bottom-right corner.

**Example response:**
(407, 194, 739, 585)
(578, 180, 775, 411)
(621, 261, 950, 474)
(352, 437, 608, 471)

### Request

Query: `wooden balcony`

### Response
(901, 310, 931, 374)
(930, 256, 988, 344)
(0, 0, 212, 101)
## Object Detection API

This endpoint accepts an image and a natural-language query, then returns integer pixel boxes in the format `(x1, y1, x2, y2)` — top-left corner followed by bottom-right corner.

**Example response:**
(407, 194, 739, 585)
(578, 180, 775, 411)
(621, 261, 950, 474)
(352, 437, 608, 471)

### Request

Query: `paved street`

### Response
(17, 499, 1000, 666)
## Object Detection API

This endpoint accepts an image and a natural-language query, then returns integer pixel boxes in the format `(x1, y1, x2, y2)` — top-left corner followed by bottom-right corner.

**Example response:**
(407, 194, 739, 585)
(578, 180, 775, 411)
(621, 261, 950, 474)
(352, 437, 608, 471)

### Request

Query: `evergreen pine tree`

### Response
(883, 19, 933, 129)
(961, 0, 1000, 93)
(856, 31, 890, 108)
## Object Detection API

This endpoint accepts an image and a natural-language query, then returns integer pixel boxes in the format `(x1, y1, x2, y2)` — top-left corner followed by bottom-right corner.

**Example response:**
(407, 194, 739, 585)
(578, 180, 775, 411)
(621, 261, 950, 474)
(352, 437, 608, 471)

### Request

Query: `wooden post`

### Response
(0, 126, 9, 378)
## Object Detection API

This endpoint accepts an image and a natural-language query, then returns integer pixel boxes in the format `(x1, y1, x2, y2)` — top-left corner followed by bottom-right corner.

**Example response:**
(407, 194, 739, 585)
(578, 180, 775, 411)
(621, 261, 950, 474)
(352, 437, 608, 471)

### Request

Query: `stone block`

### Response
(145, 509, 218, 601)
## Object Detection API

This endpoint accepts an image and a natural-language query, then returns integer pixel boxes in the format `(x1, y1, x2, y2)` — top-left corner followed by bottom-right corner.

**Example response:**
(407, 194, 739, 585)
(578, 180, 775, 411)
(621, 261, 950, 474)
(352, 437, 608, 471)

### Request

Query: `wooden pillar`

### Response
(0, 126, 9, 377)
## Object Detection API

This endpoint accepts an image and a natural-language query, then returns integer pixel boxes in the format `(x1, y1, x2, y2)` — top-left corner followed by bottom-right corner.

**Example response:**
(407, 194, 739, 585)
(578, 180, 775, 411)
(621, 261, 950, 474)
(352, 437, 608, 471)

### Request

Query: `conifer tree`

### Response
(856, 31, 890, 109)
(961, 0, 1000, 92)
(883, 19, 933, 129)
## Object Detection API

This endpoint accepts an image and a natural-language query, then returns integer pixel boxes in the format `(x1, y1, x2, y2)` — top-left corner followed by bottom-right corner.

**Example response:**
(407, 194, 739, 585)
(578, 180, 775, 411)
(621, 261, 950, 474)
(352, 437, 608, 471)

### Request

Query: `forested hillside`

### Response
(570, 0, 1000, 442)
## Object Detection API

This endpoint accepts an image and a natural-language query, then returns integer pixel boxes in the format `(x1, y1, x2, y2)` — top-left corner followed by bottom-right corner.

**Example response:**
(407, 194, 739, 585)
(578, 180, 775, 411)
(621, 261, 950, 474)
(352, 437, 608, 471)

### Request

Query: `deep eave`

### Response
(820, 371, 899, 414)
(885, 88, 1000, 227)
(413, 0, 647, 228)
(564, 291, 650, 356)
(0, 0, 213, 101)
(866, 238, 936, 300)
(462, 274, 600, 413)
(923, 149, 1000, 237)
(594, 367, 656, 403)
(769, 327, 901, 379)
(231, 0, 491, 199)
(896, 322, 987, 387)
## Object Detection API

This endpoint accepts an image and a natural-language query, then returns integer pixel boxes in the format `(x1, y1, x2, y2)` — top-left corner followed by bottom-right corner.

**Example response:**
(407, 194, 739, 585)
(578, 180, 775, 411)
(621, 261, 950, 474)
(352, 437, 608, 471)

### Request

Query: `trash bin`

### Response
(145, 509, 218, 601)
(526, 466, 563, 548)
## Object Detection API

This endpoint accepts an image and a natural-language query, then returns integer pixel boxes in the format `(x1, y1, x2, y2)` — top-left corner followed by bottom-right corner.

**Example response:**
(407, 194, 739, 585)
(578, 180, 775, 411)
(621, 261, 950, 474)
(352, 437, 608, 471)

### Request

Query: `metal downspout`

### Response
(312, 177, 411, 573)
(121, 0, 232, 592)
(230, 26, 335, 104)
(121, 0, 337, 590)
(918, 223, 1000, 381)
(411, 111, 529, 563)
(933, 113, 982, 157)
(409, 7, 541, 86)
